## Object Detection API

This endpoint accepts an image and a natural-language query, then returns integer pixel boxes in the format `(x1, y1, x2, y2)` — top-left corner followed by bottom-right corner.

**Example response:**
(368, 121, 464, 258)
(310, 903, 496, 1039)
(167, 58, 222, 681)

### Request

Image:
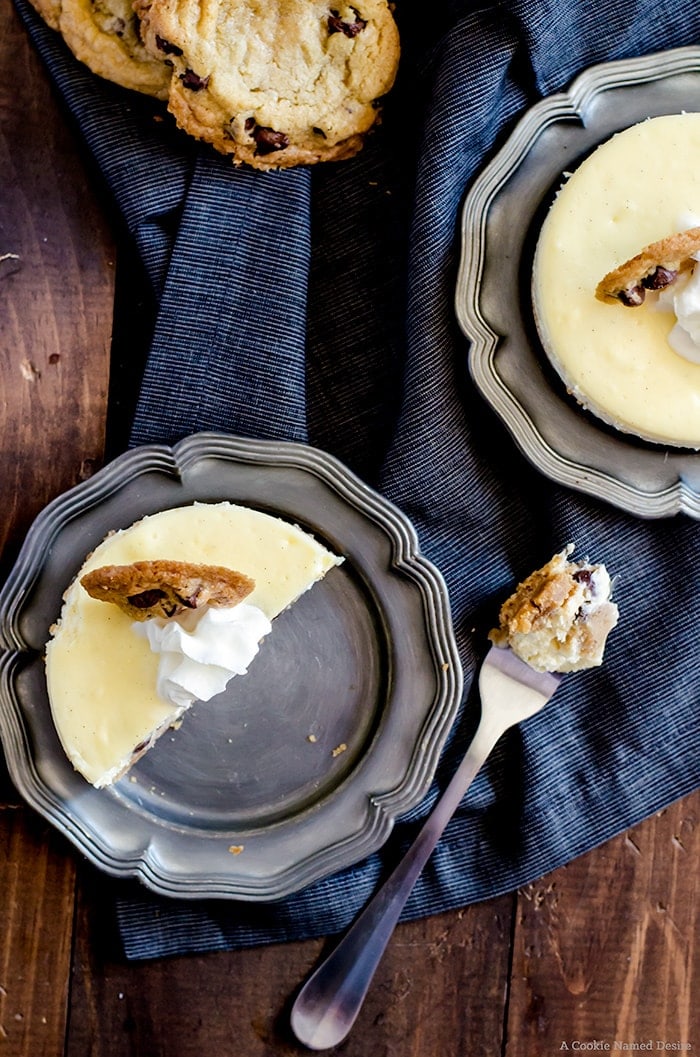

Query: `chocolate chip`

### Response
(618, 284, 645, 307)
(128, 589, 167, 609)
(175, 589, 201, 609)
(312, 126, 327, 138)
(243, 119, 289, 153)
(252, 125, 290, 155)
(641, 265, 679, 290)
(573, 566, 604, 604)
(155, 34, 183, 56)
(180, 69, 210, 91)
(328, 7, 367, 37)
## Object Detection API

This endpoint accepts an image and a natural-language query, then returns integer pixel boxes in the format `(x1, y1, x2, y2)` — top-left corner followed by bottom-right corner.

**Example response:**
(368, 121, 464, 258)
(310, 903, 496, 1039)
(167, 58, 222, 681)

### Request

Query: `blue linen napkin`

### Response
(15, 0, 700, 959)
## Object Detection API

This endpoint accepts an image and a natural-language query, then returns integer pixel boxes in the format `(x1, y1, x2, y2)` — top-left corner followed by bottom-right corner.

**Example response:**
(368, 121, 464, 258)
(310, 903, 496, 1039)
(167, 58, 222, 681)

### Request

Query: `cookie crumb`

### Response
(307, 733, 318, 743)
(228, 844, 244, 855)
(0, 251, 21, 279)
(19, 359, 41, 382)
(331, 742, 347, 757)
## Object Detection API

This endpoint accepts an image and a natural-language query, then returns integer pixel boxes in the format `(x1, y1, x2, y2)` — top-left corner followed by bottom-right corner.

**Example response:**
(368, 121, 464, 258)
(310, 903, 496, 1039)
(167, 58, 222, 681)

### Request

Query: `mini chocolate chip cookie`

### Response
(28, 0, 171, 98)
(80, 559, 255, 620)
(135, 0, 400, 169)
(595, 226, 700, 306)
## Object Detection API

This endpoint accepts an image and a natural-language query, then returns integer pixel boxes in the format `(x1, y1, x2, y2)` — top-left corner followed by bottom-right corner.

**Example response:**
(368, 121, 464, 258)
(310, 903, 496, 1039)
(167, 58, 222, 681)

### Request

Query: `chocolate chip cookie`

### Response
(596, 226, 700, 306)
(136, 0, 401, 169)
(27, 0, 61, 30)
(28, 0, 171, 98)
(80, 559, 255, 620)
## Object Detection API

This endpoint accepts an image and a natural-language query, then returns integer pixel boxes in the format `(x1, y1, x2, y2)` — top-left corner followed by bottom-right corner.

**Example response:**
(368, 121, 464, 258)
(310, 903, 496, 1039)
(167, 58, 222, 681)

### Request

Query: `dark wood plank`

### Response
(0, 808, 76, 1057)
(68, 861, 514, 1057)
(506, 793, 700, 1054)
(0, 2, 114, 1055)
(0, 0, 113, 574)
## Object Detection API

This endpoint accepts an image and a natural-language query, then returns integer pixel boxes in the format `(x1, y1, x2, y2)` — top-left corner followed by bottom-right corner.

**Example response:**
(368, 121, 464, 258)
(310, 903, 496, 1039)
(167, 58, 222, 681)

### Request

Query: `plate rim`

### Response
(455, 45, 700, 520)
(0, 432, 464, 900)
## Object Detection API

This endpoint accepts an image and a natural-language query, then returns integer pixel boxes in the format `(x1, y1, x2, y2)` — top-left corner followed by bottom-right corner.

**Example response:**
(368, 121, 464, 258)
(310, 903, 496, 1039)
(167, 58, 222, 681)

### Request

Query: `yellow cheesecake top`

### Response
(532, 112, 700, 447)
(46, 502, 342, 786)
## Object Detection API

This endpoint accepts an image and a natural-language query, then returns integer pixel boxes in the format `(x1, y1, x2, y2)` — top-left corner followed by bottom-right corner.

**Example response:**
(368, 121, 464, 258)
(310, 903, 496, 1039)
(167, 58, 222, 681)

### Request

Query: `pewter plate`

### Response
(455, 46, 700, 519)
(0, 433, 462, 900)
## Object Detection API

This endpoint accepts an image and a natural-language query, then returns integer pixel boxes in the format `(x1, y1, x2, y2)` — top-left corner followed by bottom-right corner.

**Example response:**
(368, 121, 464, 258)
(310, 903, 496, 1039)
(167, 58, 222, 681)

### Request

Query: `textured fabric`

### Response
(15, 0, 700, 960)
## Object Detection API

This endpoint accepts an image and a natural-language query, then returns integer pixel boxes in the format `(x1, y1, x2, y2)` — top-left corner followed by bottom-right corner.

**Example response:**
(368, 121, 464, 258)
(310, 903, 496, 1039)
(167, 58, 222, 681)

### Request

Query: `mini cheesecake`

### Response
(46, 502, 343, 786)
(532, 112, 700, 448)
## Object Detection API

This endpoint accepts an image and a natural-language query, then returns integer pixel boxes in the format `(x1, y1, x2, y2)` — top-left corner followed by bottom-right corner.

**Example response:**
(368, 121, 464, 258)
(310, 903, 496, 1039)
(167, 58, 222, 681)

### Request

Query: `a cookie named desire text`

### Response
(559, 1043, 692, 1052)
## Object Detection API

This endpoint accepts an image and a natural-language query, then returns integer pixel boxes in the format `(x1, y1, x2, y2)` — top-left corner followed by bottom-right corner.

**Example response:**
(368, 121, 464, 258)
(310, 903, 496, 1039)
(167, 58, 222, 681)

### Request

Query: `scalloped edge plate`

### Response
(0, 433, 462, 900)
(455, 46, 700, 519)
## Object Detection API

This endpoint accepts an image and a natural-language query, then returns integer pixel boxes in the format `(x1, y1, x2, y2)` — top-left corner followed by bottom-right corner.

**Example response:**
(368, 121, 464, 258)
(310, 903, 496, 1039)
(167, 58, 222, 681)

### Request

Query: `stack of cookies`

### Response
(29, 0, 401, 169)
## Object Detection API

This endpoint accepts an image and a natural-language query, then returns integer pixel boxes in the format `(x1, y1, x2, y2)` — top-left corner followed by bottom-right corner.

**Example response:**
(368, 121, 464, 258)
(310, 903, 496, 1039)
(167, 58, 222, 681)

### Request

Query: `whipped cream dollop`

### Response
(656, 211, 700, 363)
(134, 604, 272, 708)
(659, 262, 700, 363)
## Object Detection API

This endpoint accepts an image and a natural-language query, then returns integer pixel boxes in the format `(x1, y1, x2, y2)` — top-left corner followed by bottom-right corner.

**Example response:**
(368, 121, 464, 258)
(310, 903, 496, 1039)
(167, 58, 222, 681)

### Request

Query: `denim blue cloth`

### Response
(15, 0, 700, 959)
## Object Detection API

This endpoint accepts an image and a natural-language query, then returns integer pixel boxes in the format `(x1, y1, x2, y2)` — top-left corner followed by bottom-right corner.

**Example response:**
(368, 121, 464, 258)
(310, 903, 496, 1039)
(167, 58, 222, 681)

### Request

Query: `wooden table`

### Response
(2, 2, 698, 1053)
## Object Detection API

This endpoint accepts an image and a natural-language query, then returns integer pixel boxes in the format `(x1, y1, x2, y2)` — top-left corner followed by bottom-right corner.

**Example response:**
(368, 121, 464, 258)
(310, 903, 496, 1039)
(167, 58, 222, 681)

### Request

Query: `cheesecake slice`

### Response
(46, 502, 343, 787)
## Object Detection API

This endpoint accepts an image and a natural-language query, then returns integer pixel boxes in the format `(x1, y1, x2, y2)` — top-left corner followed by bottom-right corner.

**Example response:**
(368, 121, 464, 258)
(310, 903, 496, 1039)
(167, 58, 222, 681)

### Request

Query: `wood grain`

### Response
(68, 862, 514, 1057)
(0, 0, 113, 575)
(0, 1, 113, 1055)
(507, 796, 700, 1054)
(0, 808, 76, 1057)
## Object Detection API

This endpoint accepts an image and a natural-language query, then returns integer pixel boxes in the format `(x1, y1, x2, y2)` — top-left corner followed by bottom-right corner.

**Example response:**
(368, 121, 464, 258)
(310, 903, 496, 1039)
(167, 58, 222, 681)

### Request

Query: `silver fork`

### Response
(290, 645, 562, 1050)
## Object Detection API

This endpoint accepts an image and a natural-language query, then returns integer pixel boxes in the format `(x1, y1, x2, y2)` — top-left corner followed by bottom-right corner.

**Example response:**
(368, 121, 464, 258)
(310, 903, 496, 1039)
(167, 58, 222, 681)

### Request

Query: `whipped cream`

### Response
(134, 604, 272, 708)
(659, 261, 700, 363)
(655, 212, 700, 363)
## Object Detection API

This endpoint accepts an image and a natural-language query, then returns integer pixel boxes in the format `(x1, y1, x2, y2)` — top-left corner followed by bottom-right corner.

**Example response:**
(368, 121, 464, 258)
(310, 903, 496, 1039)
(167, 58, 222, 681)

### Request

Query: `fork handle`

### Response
(289, 716, 503, 1051)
